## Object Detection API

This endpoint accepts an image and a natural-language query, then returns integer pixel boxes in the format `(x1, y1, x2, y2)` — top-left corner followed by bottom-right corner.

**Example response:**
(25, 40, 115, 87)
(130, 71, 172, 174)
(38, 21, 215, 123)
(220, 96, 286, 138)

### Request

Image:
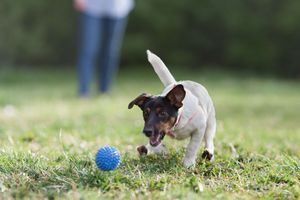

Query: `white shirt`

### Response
(84, 0, 134, 18)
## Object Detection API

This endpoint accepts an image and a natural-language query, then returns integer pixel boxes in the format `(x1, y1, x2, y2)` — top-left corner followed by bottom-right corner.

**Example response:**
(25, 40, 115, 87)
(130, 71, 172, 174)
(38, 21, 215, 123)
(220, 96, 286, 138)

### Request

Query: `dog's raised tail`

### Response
(147, 50, 176, 87)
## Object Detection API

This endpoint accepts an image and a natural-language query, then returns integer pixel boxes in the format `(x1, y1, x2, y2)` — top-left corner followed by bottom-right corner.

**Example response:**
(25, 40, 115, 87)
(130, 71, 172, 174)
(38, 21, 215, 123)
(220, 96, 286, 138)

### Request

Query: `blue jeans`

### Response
(77, 13, 127, 95)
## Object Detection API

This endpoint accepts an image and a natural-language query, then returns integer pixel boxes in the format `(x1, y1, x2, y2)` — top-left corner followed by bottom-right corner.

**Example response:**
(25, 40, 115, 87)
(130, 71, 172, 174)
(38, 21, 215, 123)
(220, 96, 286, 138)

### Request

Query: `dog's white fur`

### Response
(145, 50, 216, 167)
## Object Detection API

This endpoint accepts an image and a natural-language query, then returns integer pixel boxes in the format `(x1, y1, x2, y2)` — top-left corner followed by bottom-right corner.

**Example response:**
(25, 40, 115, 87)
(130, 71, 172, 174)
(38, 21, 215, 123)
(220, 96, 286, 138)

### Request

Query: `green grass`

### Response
(0, 67, 299, 199)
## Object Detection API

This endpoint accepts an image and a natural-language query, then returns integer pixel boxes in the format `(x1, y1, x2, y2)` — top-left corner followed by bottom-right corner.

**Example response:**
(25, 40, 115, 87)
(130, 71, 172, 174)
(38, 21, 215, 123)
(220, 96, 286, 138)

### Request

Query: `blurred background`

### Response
(0, 0, 299, 77)
(0, 2, 299, 198)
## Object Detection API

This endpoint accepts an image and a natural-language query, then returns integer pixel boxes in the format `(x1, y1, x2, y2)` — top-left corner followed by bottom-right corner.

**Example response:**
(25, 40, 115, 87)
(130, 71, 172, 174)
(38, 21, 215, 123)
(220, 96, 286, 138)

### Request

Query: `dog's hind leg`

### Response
(202, 114, 216, 161)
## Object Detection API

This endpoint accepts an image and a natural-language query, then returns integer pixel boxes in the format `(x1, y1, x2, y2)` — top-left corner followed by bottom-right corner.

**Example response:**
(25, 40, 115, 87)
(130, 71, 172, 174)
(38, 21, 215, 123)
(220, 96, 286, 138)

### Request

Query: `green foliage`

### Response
(1, 0, 300, 76)
(126, 0, 300, 77)
(0, 0, 77, 65)
(0, 68, 299, 199)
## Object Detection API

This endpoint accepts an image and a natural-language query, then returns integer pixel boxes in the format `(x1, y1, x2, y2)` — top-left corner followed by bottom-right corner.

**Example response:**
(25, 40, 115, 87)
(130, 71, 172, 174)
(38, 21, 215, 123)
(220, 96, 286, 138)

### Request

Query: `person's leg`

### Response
(77, 13, 101, 96)
(98, 17, 128, 93)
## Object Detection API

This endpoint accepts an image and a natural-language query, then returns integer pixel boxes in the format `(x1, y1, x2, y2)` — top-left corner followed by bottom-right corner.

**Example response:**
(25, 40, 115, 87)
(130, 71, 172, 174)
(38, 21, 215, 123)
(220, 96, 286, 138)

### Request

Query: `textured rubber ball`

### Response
(95, 146, 121, 171)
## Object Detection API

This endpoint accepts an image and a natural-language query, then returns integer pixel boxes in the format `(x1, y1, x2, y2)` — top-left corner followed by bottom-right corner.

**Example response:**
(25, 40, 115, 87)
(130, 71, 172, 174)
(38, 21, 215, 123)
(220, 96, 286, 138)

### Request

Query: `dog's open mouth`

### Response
(149, 132, 165, 147)
(149, 136, 161, 147)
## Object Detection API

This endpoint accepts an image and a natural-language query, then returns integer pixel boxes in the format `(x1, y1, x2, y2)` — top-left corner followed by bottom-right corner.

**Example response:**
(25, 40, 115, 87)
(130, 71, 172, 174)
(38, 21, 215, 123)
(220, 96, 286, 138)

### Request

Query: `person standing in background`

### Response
(74, 0, 134, 96)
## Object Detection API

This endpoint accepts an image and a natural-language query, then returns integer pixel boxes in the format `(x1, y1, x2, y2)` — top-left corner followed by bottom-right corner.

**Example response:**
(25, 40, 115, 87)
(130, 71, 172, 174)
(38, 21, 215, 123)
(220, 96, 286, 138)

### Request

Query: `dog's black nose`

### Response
(143, 128, 152, 137)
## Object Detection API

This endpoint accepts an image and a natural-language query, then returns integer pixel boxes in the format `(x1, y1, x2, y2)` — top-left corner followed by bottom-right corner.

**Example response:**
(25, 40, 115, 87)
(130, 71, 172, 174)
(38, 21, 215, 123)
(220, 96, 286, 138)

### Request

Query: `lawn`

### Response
(0, 67, 299, 199)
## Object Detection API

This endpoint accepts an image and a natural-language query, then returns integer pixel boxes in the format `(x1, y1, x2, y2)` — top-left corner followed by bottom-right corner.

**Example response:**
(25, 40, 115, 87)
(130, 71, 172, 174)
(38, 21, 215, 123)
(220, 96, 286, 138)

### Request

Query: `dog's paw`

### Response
(146, 143, 168, 155)
(201, 150, 214, 161)
(137, 145, 148, 155)
(183, 157, 196, 168)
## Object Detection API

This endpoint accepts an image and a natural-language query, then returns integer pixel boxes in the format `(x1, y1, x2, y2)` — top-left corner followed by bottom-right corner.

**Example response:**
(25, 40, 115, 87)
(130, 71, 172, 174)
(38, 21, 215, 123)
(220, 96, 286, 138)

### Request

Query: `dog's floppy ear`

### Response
(166, 84, 186, 109)
(128, 93, 152, 110)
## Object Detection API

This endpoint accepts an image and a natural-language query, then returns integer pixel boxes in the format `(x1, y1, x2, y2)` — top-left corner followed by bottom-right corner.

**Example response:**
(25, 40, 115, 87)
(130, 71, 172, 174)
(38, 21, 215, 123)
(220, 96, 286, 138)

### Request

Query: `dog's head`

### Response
(128, 84, 186, 147)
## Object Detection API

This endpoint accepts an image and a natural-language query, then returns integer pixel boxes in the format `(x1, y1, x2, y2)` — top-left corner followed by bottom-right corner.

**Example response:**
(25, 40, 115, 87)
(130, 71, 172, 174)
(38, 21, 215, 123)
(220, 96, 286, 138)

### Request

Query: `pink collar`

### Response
(167, 109, 199, 138)
(173, 109, 183, 127)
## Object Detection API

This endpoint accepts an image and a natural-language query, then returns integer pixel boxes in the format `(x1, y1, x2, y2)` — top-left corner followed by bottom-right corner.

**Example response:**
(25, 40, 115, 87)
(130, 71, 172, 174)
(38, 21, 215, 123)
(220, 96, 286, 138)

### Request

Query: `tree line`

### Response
(0, 0, 299, 77)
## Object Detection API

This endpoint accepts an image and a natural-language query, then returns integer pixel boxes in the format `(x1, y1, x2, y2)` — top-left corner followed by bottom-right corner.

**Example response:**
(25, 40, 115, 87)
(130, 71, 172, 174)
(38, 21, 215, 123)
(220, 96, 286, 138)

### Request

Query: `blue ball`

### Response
(95, 146, 121, 171)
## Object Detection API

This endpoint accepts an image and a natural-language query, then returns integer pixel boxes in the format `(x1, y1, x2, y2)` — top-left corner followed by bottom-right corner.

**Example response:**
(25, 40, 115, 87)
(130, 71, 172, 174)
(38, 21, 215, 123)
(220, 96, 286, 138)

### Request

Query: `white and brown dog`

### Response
(128, 50, 216, 167)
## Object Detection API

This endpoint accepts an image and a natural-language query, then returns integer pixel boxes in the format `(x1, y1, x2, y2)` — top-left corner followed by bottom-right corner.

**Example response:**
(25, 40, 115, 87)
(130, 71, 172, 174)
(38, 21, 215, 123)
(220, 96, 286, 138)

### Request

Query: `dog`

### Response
(128, 50, 216, 167)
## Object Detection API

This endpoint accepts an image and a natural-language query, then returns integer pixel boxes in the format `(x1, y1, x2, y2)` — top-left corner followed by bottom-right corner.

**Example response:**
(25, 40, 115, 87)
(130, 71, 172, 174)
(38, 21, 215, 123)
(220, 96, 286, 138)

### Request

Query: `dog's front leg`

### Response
(137, 143, 168, 156)
(183, 129, 204, 168)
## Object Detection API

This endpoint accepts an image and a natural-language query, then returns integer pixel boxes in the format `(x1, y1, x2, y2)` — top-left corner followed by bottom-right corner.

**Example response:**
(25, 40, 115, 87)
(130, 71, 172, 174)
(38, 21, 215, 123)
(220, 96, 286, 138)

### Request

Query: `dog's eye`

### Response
(158, 111, 168, 118)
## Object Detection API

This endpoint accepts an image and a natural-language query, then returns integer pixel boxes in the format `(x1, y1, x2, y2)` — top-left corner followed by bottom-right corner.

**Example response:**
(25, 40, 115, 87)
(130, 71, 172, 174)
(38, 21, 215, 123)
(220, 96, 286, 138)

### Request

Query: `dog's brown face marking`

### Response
(157, 116, 176, 133)
(128, 85, 186, 147)
(141, 97, 179, 146)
